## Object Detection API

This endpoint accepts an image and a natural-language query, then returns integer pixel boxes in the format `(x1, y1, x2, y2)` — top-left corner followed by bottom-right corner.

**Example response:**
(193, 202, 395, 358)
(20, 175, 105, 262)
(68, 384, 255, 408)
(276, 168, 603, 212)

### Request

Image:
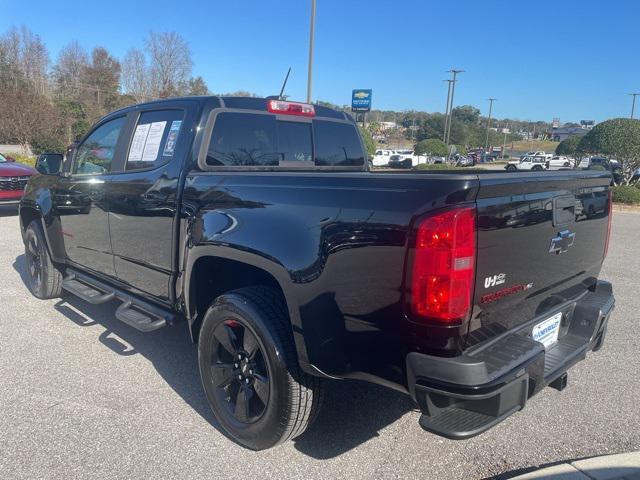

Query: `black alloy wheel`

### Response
(24, 220, 63, 299)
(25, 231, 43, 291)
(209, 319, 270, 423)
(198, 287, 324, 450)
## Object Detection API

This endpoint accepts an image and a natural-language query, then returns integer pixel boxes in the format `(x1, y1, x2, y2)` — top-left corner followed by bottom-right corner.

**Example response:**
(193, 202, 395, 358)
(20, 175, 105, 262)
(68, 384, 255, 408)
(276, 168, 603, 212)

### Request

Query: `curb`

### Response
(512, 452, 640, 480)
(613, 203, 640, 214)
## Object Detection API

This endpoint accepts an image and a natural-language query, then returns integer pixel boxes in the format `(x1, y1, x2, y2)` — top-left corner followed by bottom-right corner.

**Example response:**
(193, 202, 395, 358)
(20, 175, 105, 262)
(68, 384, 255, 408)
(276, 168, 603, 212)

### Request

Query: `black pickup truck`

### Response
(19, 96, 615, 450)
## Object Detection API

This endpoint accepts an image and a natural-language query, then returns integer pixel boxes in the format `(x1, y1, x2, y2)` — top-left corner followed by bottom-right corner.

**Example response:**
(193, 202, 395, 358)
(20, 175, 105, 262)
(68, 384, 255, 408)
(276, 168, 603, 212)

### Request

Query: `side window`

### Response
(127, 109, 185, 171)
(277, 121, 312, 164)
(206, 112, 278, 166)
(313, 120, 364, 167)
(73, 117, 126, 175)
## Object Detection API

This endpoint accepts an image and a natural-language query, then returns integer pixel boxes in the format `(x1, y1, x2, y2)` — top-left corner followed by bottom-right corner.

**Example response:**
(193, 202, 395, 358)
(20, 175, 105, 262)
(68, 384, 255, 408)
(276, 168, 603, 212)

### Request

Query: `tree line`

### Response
(0, 26, 254, 154)
(556, 118, 640, 184)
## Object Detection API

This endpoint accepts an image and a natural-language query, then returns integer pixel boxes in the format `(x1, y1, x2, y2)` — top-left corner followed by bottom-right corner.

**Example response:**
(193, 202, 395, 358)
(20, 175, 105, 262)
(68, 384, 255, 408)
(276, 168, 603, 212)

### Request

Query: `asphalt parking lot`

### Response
(1, 206, 639, 480)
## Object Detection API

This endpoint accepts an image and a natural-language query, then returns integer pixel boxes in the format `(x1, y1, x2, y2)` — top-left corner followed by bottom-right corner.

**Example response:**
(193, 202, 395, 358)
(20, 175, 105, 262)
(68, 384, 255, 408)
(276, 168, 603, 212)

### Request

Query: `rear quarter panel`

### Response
(182, 171, 478, 388)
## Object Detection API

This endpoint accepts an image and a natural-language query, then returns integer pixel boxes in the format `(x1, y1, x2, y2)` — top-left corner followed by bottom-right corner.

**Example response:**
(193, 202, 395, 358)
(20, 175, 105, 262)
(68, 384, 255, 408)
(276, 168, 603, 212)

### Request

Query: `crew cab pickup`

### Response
(19, 96, 615, 449)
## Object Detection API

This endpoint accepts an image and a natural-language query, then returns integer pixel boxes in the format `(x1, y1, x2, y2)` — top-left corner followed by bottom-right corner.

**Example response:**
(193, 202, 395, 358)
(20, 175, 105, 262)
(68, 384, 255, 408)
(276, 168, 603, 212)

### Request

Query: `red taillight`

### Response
(604, 189, 613, 259)
(409, 206, 476, 325)
(267, 100, 315, 117)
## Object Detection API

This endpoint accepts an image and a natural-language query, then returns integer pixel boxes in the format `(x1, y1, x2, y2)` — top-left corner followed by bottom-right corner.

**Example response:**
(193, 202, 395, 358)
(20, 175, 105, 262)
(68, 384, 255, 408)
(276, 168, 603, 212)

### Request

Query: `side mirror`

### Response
(35, 153, 64, 175)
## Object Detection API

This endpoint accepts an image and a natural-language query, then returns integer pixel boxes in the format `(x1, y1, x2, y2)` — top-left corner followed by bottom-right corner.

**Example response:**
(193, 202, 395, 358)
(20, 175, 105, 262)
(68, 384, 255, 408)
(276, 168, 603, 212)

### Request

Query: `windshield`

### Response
(0, 153, 6, 163)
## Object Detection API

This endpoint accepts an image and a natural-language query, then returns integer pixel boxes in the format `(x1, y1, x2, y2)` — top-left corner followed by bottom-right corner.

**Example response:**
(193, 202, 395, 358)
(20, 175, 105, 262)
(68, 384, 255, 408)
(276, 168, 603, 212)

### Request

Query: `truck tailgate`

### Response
(469, 171, 612, 344)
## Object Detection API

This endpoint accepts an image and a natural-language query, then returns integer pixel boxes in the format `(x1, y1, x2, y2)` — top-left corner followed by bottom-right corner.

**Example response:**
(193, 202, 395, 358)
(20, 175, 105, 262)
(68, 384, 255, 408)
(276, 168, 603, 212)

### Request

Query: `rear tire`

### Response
(24, 220, 63, 299)
(506, 164, 517, 171)
(198, 286, 324, 450)
(532, 165, 543, 171)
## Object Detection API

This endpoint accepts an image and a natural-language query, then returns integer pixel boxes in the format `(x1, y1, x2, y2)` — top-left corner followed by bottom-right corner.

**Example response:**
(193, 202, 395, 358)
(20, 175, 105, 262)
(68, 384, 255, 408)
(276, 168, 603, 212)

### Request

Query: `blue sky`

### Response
(1, 0, 638, 122)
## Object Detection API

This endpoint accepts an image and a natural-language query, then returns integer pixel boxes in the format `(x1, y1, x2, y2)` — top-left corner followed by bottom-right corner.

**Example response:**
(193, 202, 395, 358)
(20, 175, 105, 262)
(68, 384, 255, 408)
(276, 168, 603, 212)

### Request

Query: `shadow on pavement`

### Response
(294, 379, 416, 459)
(489, 455, 639, 479)
(0, 205, 19, 217)
(12, 254, 416, 458)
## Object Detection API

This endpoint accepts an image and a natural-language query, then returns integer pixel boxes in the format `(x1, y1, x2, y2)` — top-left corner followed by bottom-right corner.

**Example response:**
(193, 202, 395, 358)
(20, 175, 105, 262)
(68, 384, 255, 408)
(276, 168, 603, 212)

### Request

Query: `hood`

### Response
(0, 162, 36, 176)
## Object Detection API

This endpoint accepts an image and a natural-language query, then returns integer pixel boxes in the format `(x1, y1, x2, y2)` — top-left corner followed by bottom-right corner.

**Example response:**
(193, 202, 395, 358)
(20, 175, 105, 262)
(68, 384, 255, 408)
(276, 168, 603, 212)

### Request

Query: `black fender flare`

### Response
(182, 243, 312, 373)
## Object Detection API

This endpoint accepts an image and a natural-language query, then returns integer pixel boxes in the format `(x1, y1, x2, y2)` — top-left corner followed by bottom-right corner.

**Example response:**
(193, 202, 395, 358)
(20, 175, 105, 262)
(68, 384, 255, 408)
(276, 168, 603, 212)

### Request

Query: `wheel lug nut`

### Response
(238, 375, 242, 380)
(245, 378, 250, 384)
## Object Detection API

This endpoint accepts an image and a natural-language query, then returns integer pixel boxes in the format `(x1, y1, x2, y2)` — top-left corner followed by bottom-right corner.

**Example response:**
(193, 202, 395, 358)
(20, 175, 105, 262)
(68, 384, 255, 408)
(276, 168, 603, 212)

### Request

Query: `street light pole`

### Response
(306, 0, 316, 104)
(445, 69, 464, 147)
(484, 97, 496, 150)
(443, 79, 453, 142)
(629, 93, 640, 119)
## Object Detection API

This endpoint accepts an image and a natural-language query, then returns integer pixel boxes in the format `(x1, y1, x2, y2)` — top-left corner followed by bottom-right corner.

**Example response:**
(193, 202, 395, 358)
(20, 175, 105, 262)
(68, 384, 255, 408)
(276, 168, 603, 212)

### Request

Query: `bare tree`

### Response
(20, 27, 49, 95)
(52, 41, 89, 99)
(121, 48, 152, 103)
(0, 26, 50, 94)
(145, 31, 192, 98)
(0, 88, 61, 152)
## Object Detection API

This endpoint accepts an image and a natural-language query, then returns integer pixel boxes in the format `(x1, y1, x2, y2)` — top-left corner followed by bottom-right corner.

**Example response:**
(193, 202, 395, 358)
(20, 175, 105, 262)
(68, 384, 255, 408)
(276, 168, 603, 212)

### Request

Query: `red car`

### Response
(0, 153, 36, 205)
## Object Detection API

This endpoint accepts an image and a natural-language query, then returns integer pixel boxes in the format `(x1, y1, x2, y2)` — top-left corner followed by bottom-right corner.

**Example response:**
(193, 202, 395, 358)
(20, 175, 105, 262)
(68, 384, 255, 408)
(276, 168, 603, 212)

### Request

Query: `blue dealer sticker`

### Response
(163, 120, 182, 157)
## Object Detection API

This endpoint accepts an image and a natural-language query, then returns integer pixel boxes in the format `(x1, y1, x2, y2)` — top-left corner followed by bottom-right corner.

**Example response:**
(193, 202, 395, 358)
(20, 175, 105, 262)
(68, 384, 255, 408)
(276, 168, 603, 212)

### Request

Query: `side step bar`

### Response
(62, 270, 175, 332)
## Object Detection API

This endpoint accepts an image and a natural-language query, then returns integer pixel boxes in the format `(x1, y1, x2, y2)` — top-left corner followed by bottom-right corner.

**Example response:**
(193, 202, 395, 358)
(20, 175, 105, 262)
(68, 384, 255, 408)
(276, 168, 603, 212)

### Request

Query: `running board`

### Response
(61, 269, 174, 332)
(63, 275, 115, 304)
(116, 301, 166, 332)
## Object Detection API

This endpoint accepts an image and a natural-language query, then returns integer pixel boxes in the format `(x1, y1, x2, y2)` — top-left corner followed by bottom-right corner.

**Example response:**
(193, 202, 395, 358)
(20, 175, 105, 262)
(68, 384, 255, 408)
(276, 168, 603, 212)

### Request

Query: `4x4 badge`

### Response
(549, 230, 575, 254)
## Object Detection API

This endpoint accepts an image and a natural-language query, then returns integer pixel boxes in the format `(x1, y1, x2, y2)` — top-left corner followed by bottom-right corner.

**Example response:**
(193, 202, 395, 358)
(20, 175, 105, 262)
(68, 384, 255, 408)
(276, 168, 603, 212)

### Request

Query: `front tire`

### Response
(198, 286, 324, 450)
(24, 220, 63, 299)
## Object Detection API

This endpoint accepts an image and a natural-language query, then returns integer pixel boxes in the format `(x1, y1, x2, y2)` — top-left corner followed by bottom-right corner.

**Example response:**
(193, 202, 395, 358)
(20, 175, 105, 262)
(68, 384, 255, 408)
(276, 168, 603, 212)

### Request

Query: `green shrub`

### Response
(414, 139, 448, 157)
(414, 163, 457, 170)
(612, 185, 640, 204)
(6, 152, 37, 168)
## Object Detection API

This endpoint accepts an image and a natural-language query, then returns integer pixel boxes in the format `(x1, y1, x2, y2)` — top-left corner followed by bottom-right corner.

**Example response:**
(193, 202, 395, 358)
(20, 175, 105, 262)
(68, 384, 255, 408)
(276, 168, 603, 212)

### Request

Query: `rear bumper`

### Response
(406, 280, 615, 439)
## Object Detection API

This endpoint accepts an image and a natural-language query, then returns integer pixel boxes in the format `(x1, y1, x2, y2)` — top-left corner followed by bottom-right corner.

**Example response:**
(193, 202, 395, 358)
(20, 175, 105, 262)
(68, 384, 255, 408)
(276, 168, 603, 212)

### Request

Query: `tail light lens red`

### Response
(409, 206, 477, 325)
(604, 189, 613, 259)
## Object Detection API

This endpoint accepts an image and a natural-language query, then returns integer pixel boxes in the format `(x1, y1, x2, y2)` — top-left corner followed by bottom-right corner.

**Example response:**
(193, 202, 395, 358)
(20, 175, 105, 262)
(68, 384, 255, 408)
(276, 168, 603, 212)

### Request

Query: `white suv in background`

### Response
(506, 156, 547, 171)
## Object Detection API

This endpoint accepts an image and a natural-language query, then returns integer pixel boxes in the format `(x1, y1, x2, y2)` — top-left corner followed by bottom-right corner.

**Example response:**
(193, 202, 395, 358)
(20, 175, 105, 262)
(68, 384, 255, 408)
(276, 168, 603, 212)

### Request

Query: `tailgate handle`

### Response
(553, 195, 576, 227)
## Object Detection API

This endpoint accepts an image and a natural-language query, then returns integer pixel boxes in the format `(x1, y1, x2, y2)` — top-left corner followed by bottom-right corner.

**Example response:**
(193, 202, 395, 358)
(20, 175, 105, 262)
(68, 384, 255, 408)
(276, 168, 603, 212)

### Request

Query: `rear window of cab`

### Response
(204, 112, 364, 168)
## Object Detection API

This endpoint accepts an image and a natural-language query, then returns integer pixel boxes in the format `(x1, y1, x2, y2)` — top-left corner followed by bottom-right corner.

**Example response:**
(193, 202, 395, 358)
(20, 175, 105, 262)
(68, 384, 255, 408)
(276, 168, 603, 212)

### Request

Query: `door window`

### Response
(73, 117, 126, 175)
(126, 110, 185, 171)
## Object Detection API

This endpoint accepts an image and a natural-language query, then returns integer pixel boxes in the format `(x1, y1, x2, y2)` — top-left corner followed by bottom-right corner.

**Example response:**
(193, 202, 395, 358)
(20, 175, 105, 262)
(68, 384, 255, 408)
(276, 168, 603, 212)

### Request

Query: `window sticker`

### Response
(141, 121, 167, 161)
(163, 120, 182, 157)
(128, 123, 151, 162)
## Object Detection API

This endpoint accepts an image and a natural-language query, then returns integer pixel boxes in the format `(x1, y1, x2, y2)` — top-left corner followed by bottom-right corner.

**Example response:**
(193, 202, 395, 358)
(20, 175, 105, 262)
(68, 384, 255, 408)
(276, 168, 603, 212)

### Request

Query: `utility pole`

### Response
(502, 123, 509, 159)
(443, 79, 453, 142)
(306, 0, 316, 104)
(629, 93, 640, 119)
(445, 69, 464, 148)
(484, 97, 496, 150)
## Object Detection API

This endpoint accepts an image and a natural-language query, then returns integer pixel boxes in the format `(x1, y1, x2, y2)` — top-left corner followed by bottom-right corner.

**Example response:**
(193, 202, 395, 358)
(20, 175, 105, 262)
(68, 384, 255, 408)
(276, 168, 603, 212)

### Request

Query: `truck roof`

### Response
(112, 95, 350, 121)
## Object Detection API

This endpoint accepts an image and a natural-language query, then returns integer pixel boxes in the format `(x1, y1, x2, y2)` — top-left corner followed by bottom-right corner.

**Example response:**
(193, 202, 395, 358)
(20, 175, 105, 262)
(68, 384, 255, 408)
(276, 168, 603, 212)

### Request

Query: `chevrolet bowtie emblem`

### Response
(549, 230, 575, 254)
